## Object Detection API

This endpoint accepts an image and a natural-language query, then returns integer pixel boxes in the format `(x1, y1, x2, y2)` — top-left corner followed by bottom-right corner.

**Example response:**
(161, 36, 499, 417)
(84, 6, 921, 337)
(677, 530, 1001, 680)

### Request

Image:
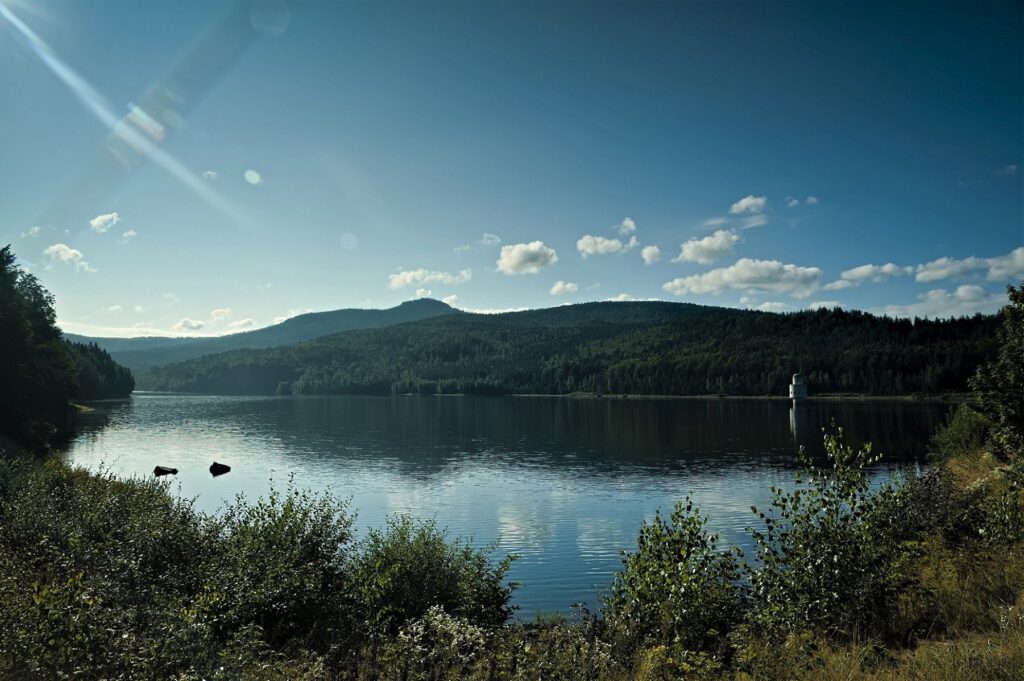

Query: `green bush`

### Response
(0, 461, 217, 677)
(604, 497, 743, 667)
(971, 284, 1024, 460)
(929, 403, 991, 460)
(350, 514, 516, 635)
(746, 424, 916, 644)
(210, 482, 357, 648)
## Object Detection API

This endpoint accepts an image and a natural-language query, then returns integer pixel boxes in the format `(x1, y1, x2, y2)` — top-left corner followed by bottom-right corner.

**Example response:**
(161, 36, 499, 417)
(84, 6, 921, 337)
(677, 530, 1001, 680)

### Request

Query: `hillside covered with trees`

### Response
(139, 301, 1000, 397)
(67, 298, 459, 371)
(0, 246, 133, 450)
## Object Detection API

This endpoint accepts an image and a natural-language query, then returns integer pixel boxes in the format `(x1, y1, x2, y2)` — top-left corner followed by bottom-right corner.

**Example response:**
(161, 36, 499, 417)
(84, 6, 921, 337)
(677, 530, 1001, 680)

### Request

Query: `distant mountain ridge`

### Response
(66, 298, 458, 371)
(138, 301, 1000, 397)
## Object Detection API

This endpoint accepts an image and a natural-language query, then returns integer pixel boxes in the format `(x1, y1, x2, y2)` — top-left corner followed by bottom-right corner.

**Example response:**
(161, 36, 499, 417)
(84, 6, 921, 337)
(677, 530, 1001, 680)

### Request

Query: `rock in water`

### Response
(209, 462, 231, 477)
(153, 466, 178, 477)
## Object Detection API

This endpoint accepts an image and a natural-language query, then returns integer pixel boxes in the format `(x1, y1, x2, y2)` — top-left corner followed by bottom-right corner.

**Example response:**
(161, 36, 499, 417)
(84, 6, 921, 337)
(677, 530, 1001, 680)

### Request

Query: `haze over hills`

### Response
(138, 300, 1000, 397)
(66, 299, 459, 371)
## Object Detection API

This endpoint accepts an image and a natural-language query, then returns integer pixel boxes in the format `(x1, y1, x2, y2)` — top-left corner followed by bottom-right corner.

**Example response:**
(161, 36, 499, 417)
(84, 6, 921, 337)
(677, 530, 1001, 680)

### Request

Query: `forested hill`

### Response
(0, 246, 134, 451)
(66, 298, 459, 371)
(138, 301, 1000, 397)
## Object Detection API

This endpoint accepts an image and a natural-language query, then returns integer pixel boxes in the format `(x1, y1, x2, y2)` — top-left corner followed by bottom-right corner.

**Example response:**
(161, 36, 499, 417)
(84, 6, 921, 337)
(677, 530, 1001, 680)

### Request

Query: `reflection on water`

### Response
(65, 394, 950, 615)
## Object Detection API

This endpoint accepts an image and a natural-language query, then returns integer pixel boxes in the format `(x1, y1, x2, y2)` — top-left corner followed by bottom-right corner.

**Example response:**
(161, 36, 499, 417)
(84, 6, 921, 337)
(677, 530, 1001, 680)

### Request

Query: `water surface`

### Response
(65, 394, 949, 615)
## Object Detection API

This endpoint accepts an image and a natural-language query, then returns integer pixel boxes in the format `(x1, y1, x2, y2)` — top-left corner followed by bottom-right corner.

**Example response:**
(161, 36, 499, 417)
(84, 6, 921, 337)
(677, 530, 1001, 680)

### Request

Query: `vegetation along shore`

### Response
(1, 245, 1022, 679)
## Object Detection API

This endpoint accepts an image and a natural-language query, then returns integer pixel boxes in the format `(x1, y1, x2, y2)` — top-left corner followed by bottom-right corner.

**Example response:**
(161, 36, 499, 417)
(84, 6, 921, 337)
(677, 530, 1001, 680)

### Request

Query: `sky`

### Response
(1, 0, 1021, 337)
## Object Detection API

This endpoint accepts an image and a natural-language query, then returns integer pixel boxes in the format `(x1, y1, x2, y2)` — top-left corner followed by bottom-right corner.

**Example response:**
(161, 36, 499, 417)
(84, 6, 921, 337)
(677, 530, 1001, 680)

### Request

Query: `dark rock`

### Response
(209, 461, 231, 477)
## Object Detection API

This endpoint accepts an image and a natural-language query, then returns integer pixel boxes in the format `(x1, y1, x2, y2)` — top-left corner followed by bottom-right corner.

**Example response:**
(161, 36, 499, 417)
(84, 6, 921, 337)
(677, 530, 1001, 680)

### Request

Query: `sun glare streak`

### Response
(0, 2, 244, 224)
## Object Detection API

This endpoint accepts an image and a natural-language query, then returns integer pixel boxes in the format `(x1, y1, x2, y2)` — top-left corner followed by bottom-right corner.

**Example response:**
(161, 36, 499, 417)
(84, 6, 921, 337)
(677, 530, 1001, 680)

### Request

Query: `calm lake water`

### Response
(64, 394, 951, 616)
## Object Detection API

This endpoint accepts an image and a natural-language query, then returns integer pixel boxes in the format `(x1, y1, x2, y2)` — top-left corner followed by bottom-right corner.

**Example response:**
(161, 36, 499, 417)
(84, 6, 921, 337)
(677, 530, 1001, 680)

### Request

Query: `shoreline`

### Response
(510, 392, 969, 403)
(127, 390, 969, 403)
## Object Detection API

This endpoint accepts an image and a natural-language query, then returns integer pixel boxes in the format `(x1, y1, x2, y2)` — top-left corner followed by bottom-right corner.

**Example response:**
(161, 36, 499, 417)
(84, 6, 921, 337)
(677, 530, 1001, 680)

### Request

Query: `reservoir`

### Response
(64, 394, 951, 616)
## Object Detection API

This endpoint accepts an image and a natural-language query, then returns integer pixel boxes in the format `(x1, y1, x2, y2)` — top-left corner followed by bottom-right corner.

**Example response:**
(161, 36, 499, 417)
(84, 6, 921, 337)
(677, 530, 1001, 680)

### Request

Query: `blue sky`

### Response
(1, 0, 1021, 337)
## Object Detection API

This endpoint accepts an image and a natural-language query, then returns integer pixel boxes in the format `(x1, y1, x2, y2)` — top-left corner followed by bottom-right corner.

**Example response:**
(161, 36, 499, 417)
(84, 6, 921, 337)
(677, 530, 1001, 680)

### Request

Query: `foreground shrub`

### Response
(604, 497, 743, 669)
(350, 514, 516, 635)
(377, 606, 490, 680)
(930, 403, 990, 461)
(211, 482, 358, 649)
(0, 461, 216, 677)
(746, 424, 915, 643)
(970, 284, 1024, 460)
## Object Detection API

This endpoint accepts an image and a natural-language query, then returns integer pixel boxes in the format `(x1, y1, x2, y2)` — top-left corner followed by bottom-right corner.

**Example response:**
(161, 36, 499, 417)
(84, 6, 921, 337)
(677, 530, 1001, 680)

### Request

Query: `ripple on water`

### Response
(64, 394, 948, 615)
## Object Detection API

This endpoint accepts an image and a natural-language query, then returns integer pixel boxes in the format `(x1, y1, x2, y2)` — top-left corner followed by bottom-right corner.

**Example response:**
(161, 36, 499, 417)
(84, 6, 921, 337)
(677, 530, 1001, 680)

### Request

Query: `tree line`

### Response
(0, 246, 134, 450)
(140, 301, 1000, 397)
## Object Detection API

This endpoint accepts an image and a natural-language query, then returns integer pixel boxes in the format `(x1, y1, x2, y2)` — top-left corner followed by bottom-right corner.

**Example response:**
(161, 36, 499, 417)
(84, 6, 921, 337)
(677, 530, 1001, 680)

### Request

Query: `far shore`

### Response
(508, 392, 969, 402)
(125, 390, 969, 403)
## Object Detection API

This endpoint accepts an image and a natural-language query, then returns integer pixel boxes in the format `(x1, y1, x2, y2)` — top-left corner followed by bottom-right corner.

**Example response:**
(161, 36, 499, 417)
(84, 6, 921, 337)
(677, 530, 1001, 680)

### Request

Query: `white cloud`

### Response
(43, 243, 96, 272)
(915, 256, 985, 282)
(201, 170, 219, 180)
(210, 308, 232, 321)
(576, 234, 637, 258)
(809, 301, 843, 310)
(786, 197, 800, 208)
(729, 195, 767, 215)
(662, 258, 822, 298)
(442, 294, 459, 306)
(496, 241, 558, 274)
(739, 214, 769, 229)
(388, 268, 472, 289)
(915, 247, 1024, 282)
(756, 301, 789, 312)
(703, 217, 729, 227)
(996, 164, 1019, 176)
(672, 229, 740, 265)
(163, 292, 180, 304)
(882, 286, 1007, 319)
(549, 280, 578, 295)
(987, 247, 1024, 281)
(106, 304, 122, 312)
(824, 262, 912, 290)
(171, 318, 205, 333)
(89, 212, 120, 233)
(641, 245, 661, 265)
(133, 305, 144, 313)
(805, 196, 819, 205)
(415, 288, 432, 298)
(22, 225, 42, 238)
(480, 233, 501, 246)
(842, 263, 911, 282)
(604, 293, 661, 302)
(453, 244, 471, 252)
(119, 229, 137, 244)
(617, 217, 637, 235)
(228, 318, 255, 329)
